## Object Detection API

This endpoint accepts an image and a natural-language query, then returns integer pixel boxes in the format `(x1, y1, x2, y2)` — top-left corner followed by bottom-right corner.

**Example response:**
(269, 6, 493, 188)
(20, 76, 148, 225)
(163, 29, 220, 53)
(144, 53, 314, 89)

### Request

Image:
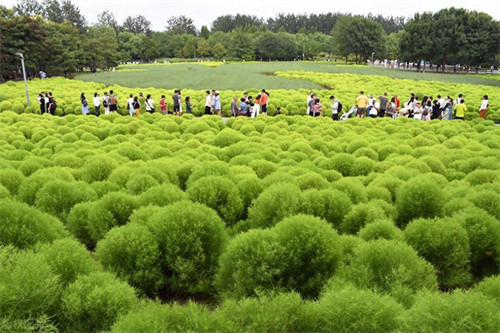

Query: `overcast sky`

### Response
(2, 0, 498, 30)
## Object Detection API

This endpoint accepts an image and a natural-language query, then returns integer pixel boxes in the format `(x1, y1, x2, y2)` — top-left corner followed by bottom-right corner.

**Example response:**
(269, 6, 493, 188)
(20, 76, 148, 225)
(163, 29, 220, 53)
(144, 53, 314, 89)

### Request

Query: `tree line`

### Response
(1, 0, 499, 79)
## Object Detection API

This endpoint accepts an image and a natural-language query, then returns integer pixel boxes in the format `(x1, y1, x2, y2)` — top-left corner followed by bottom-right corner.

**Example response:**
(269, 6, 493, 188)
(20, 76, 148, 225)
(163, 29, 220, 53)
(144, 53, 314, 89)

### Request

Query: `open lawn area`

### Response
(75, 62, 500, 90)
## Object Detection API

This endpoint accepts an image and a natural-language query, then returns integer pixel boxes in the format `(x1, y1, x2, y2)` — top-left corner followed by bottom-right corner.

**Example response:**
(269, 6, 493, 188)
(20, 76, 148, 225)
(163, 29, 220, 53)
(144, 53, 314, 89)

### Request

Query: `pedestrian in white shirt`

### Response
(307, 91, 314, 115)
(127, 94, 135, 117)
(479, 95, 489, 119)
(204, 90, 213, 115)
(102, 92, 110, 115)
(93, 92, 101, 117)
(330, 95, 339, 120)
(437, 95, 446, 110)
(145, 94, 155, 114)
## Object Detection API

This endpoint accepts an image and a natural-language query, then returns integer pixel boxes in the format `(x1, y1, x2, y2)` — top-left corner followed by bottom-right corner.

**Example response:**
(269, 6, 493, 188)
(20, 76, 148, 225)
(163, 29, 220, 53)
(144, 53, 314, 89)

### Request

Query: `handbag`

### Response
(146, 100, 155, 112)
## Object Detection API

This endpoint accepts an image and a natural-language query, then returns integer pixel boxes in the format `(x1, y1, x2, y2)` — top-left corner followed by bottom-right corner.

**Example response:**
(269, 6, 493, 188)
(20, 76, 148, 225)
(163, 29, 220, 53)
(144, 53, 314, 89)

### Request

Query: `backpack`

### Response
(337, 101, 343, 113)
(82, 99, 88, 107)
(103, 98, 109, 107)
(110, 95, 117, 105)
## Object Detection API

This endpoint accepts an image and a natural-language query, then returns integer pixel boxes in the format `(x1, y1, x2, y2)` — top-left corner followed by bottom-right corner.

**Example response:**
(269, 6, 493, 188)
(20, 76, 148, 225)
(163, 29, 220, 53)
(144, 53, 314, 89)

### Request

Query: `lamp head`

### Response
(15, 53, 24, 59)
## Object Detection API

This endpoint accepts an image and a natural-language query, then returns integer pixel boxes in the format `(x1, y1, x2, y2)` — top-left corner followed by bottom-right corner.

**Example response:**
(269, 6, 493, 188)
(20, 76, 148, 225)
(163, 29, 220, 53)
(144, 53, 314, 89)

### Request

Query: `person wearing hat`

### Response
(214, 91, 221, 116)
(479, 95, 489, 119)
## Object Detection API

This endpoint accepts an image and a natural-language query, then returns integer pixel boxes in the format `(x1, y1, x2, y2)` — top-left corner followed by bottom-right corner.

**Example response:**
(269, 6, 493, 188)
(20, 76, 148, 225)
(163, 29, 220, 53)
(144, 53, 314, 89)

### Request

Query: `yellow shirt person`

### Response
(356, 93, 369, 108)
(455, 101, 467, 119)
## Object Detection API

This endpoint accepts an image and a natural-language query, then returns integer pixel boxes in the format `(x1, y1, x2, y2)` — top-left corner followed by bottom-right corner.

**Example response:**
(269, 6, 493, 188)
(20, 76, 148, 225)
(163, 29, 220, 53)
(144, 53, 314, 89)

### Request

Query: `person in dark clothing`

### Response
(431, 100, 441, 119)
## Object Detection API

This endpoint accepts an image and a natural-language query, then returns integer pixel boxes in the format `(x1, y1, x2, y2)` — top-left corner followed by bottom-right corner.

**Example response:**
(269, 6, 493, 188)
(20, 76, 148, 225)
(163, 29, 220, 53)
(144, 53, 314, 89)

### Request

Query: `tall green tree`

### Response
(166, 15, 197, 35)
(122, 15, 151, 36)
(200, 25, 210, 39)
(96, 10, 118, 31)
(86, 25, 119, 69)
(229, 28, 254, 60)
(332, 16, 385, 62)
(212, 42, 226, 60)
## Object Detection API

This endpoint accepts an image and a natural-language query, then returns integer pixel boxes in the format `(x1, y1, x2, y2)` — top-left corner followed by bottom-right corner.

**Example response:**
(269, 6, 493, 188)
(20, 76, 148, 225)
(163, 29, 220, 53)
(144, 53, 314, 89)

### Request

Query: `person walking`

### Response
(127, 94, 134, 117)
(479, 95, 489, 119)
(308, 93, 316, 117)
(93, 92, 101, 117)
(145, 94, 155, 114)
(38, 93, 46, 115)
(109, 90, 118, 113)
(47, 93, 56, 115)
(330, 95, 340, 120)
(312, 98, 322, 117)
(102, 92, 110, 115)
(261, 89, 269, 115)
(178, 90, 183, 115)
(138, 92, 146, 115)
(378, 92, 388, 117)
(231, 96, 238, 117)
(254, 93, 261, 117)
(81, 93, 89, 115)
(160, 95, 167, 115)
(172, 90, 180, 116)
(455, 99, 467, 120)
(132, 96, 140, 117)
(355, 91, 369, 118)
(185, 96, 193, 114)
(306, 91, 314, 115)
(214, 91, 221, 116)
(204, 90, 213, 115)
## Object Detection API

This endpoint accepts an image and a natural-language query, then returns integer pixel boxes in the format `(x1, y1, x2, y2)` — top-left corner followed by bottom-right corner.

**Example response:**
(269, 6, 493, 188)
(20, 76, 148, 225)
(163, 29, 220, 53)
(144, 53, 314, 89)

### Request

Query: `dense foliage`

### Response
(0, 110, 499, 331)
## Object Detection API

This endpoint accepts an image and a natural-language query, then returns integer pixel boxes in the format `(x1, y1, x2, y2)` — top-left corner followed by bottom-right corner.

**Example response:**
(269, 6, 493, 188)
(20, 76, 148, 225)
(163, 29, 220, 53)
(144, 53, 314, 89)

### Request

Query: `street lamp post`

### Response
(15, 53, 30, 106)
(371, 52, 375, 65)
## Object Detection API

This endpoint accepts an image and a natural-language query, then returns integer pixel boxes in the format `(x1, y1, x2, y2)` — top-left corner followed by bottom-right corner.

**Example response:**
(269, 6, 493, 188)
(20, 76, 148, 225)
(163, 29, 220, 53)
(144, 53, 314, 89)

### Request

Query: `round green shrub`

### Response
(89, 180, 121, 197)
(86, 192, 137, 246)
(0, 169, 24, 195)
(299, 189, 352, 230)
(137, 184, 188, 207)
(235, 175, 265, 217)
(187, 176, 243, 226)
(34, 180, 97, 219)
(125, 174, 159, 194)
(330, 177, 367, 204)
(61, 272, 137, 332)
(0, 185, 10, 199)
(327, 153, 356, 177)
(0, 248, 61, 319)
(66, 201, 95, 248)
(213, 128, 244, 148)
(453, 208, 500, 278)
(358, 219, 404, 241)
(366, 185, 392, 203)
(401, 291, 500, 333)
(294, 172, 329, 190)
(0, 199, 68, 249)
(111, 300, 221, 333)
(96, 223, 162, 295)
(273, 215, 343, 298)
(341, 240, 438, 305)
(468, 189, 500, 220)
(17, 168, 75, 205)
(311, 284, 404, 333)
(473, 276, 500, 304)
(217, 292, 308, 332)
(404, 218, 471, 288)
(186, 161, 232, 186)
(395, 175, 444, 227)
(81, 155, 118, 183)
(250, 159, 278, 179)
(248, 183, 301, 229)
(36, 238, 100, 286)
(341, 202, 387, 234)
(143, 201, 227, 294)
(216, 229, 285, 298)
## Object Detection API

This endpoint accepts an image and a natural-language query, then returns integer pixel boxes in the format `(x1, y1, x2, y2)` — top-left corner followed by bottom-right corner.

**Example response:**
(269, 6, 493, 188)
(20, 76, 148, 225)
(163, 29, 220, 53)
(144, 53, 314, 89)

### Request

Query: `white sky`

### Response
(2, 0, 498, 30)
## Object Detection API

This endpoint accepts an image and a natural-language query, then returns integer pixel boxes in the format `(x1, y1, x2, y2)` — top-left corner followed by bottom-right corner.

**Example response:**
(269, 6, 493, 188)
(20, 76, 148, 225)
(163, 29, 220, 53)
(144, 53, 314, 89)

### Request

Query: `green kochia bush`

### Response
(86, 191, 137, 246)
(340, 239, 438, 306)
(37, 238, 100, 286)
(299, 189, 352, 230)
(137, 184, 188, 207)
(187, 176, 243, 226)
(473, 276, 500, 304)
(396, 175, 444, 227)
(310, 284, 404, 333)
(0, 247, 62, 320)
(358, 219, 404, 241)
(453, 208, 500, 278)
(341, 202, 387, 234)
(247, 183, 300, 229)
(401, 291, 500, 333)
(141, 201, 227, 295)
(404, 218, 471, 288)
(34, 180, 97, 219)
(111, 300, 222, 333)
(60, 272, 137, 332)
(217, 215, 342, 299)
(0, 199, 68, 249)
(0, 168, 24, 195)
(96, 223, 162, 296)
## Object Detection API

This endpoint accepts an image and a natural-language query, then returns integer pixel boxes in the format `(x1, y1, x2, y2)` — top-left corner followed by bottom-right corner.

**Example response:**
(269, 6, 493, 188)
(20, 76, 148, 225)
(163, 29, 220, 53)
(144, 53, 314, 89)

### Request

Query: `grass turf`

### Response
(75, 62, 500, 90)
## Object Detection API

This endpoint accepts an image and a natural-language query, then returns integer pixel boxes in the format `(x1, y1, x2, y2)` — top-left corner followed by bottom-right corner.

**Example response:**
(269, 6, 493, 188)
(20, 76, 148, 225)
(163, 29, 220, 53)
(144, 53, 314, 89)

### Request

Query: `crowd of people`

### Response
(38, 88, 489, 121)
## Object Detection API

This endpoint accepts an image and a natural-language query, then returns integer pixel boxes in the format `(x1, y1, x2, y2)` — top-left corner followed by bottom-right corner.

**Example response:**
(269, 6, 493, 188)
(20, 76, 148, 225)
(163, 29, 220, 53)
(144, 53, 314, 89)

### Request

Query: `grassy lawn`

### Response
(75, 62, 500, 90)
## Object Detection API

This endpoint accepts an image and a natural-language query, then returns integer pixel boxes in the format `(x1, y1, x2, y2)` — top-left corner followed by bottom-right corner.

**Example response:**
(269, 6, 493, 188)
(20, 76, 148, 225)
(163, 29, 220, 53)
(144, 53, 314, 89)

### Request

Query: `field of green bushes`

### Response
(1, 74, 499, 122)
(0, 109, 499, 332)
